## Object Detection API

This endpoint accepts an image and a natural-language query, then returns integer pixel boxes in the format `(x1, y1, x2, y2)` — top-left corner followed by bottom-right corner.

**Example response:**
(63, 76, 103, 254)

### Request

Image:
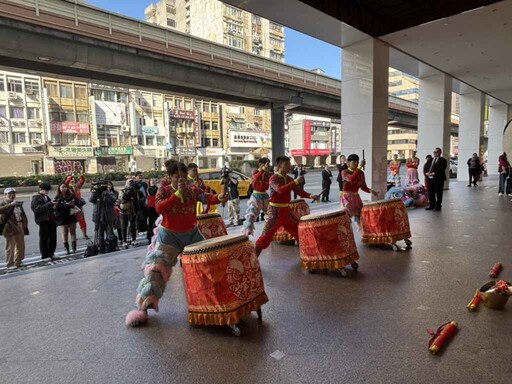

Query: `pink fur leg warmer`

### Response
(125, 310, 148, 327)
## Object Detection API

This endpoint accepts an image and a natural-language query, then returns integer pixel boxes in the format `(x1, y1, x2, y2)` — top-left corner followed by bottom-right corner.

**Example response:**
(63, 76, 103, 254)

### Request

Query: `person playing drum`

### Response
(255, 156, 319, 257)
(341, 154, 379, 227)
(125, 160, 227, 327)
(243, 157, 271, 236)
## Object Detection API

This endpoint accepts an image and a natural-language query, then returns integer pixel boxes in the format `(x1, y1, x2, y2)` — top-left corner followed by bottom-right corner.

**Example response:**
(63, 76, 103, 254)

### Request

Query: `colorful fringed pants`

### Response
(126, 225, 204, 326)
(243, 192, 269, 235)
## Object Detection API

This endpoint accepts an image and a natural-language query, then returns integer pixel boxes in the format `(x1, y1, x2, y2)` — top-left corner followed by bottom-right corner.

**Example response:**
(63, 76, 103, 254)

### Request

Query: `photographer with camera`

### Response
(220, 167, 241, 227)
(90, 180, 117, 253)
(119, 179, 139, 246)
(146, 178, 159, 241)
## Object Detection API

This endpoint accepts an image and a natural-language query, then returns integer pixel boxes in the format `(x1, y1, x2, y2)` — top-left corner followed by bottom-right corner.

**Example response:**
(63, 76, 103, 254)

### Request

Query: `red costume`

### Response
(341, 168, 370, 219)
(255, 173, 313, 251)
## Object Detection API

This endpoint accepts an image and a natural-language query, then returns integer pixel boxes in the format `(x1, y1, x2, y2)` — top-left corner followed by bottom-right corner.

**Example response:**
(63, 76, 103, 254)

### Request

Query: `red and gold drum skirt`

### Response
(360, 198, 411, 244)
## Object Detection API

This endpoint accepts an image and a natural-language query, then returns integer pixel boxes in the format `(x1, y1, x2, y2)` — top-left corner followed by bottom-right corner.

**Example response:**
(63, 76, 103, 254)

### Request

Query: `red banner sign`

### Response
(304, 120, 312, 150)
(51, 122, 90, 134)
(291, 149, 331, 157)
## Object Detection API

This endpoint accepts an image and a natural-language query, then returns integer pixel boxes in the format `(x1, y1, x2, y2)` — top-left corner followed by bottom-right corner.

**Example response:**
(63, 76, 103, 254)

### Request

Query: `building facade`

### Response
(145, 0, 284, 164)
(288, 116, 332, 167)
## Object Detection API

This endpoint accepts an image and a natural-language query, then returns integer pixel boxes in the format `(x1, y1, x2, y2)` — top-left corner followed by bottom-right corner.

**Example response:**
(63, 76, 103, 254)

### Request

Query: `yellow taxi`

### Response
(199, 168, 252, 198)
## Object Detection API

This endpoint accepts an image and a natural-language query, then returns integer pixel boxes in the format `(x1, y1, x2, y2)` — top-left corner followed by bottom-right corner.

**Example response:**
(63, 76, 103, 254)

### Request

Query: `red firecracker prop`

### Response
(489, 263, 503, 278)
(428, 321, 458, 354)
(466, 289, 482, 312)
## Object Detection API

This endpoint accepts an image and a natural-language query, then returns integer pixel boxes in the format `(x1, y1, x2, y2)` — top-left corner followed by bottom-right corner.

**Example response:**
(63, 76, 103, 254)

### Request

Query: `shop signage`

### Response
(304, 120, 312, 150)
(198, 147, 223, 156)
(193, 109, 201, 147)
(169, 109, 195, 120)
(95, 146, 133, 156)
(142, 126, 159, 135)
(95, 101, 127, 126)
(48, 146, 94, 158)
(22, 146, 43, 153)
(229, 131, 272, 148)
(176, 147, 196, 156)
(291, 149, 331, 157)
(50, 122, 90, 134)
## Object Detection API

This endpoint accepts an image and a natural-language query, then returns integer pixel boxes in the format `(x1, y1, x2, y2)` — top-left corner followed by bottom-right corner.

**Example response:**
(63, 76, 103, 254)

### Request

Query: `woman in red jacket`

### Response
(65, 175, 89, 240)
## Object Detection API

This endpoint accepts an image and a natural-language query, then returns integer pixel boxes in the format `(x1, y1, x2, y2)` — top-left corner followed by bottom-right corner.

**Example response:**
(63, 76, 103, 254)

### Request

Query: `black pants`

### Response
(338, 181, 343, 192)
(146, 207, 158, 241)
(96, 222, 114, 251)
(428, 177, 444, 209)
(39, 221, 57, 259)
(293, 185, 304, 200)
(120, 214, 137, 243)
(468, 170, 479, 186)
(321, 183, 331, 201)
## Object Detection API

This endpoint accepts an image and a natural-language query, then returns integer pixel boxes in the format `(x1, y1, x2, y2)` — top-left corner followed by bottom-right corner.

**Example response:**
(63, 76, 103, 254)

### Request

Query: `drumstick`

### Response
(311, 189, 328, 204)
(362, 149, 366, 170)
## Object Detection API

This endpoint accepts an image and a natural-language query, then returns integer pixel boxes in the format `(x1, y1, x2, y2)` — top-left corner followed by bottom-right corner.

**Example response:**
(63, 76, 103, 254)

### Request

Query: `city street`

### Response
(0, 169, 344, 265)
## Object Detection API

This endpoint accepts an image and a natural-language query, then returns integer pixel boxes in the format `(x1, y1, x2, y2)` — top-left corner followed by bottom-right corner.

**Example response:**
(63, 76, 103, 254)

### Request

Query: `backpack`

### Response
(84, 241, 98, 258)
(105, 235, 118, 253)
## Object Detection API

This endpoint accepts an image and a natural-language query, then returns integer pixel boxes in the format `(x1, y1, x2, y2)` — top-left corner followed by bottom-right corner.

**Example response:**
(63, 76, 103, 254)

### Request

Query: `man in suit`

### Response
(424, 147, 447, 211)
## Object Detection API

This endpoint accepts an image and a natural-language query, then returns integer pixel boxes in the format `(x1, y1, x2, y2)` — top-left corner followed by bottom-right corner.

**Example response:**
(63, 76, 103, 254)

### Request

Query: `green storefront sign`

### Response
(95, 147, 133, 156)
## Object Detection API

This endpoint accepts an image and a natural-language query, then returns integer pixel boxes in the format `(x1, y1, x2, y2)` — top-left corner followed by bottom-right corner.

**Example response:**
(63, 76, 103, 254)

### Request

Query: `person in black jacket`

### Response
(321, 164, 333, 202)
(53, 183, 80, 254)
(424, 148, 448, 211)
(292, 164, 307, 199)
(119, 179, 139, 246)
(336, 155, 348, 192)
(89, 182, 117, 253)
(31, 183, 57, 260)
(466, 153, 481, 187)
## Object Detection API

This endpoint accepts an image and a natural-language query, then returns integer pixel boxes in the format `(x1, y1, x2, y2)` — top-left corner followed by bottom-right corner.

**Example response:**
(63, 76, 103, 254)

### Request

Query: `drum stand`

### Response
(227, 307, 263, 336)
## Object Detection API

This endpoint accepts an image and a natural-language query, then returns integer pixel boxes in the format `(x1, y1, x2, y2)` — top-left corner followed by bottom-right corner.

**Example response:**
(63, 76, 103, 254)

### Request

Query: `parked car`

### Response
(449, 160, 457, 178)
(199, 169, 252, 197)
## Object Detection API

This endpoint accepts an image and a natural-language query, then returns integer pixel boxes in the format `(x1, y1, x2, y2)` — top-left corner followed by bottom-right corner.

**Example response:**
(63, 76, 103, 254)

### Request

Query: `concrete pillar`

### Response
(271, 105, 285, 162)
(488, 100, 511, 175)
(417, 69, 452, 186)
(341, 38, 389, 199)
(457, 90, 485, 181)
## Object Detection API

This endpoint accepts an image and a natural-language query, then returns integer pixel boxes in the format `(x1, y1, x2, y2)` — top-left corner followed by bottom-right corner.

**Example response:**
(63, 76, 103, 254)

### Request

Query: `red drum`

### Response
(273, 199, 310, 242)
(197, 213, 228, 239)
(182, 234, 268, 327)
(360, 198, 411, 244)
(299, 210, 359, 270)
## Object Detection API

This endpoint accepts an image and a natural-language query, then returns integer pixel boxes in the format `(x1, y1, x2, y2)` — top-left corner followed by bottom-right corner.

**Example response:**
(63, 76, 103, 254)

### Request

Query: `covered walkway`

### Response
(1, 177, 511, 384)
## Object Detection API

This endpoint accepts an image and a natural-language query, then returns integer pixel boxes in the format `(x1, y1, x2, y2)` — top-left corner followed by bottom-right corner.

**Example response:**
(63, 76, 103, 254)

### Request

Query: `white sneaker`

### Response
(499, 193, 504, 196)
(6, 266, 17, 270)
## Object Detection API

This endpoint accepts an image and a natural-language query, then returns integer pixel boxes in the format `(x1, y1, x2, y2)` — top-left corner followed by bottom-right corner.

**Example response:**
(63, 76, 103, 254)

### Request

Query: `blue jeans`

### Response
(499, 173, 508, 194)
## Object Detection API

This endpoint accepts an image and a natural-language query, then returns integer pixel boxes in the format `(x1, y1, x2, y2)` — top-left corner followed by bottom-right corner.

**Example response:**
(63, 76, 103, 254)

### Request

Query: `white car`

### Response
(449, 160, 457, 178)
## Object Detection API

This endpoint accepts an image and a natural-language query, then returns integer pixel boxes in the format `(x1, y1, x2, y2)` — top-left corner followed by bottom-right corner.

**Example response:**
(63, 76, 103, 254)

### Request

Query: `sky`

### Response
(85, 0, 342, 79)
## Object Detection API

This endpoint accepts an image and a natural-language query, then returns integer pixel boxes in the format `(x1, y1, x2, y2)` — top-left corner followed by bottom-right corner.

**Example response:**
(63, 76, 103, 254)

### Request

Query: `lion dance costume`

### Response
(125, 178, 221, 327)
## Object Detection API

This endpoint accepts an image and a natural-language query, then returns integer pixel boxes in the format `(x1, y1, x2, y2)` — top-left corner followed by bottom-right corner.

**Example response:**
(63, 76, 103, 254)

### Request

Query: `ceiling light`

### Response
(38, 57, 51, 61)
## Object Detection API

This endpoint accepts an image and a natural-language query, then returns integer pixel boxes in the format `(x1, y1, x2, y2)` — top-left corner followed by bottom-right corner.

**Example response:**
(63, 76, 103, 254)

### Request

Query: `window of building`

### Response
(270, 37, 284, 47)
(389, 80, 403, 88)
(0, 78, 4, 92)
(270, 51, 284, 61)
(74, 86, 87, 100)
(77, 111, 89, 123)
(27, 107, 41, 119)
(252, 15, 261, 25)
(30, 133, 42, 144)
(211, 104, 218, 113)
(12, 132, 26, 144)
(166, 4, 175, 14)
(254, 108, 261, 116)
(46, 83, 58, 97)
(195, 101, 202, 110)
(0, 105, 6, 118)
(0, 132, 9, 144)
(60, 84, 73, 98)
(226, 5, 242, 17)
(61, 110, 75, 122)
(24, 79, 40, 94)
(212, 139, 219, 147)
(203, 121, 211, 130)
(50, 111, 60, 121)
(146, 136, 155, 146)
(201, 138, 211, 147)
(203, 103, 210, 113)
(157, 136, 165, 146)
(184, 100, 192, 110)
(212, 122, 219, 130)
(175, 99, 182, 109)
(227, 36, 245, 50)
(167, 18, 176, 27)
(269, 22, 283, 32)
(10, 107, 24, 119)
(226, 21, 243, 35)
(51, 135, 61, 145)
(8, 78, 22, 93)
(76, 134, 90, 146)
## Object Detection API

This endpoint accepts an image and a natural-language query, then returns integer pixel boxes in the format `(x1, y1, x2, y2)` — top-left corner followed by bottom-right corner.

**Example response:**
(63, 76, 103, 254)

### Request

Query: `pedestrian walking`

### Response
(54, 183, 80, 254)
(498, 152, 511, 196)
(31, 183, 57, 260)
(424, 148, 447, 211)
(321, 164, 333, 202)
(467, 153, 481, 187)
(0, 188, 28, 269)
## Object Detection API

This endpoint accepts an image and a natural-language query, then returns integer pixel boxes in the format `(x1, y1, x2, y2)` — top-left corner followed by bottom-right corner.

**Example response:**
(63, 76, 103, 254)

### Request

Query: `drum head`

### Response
(183, 234, 248, 253)
(300, 210, 345, 222)
(197, 213, 222, 220)
(290, 199, 305, 204)
(363, 198, 401, 207)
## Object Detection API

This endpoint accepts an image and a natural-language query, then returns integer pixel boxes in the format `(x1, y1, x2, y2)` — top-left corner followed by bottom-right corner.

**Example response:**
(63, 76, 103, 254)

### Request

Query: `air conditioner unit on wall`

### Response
(99, 139, 108, 146)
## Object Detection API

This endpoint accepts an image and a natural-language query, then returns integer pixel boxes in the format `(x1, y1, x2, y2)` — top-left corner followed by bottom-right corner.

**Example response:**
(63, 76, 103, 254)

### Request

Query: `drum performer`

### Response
(341, 154, 379, 227)
(243, 157, 271, 236)
(255, 156, 319, 257)
(125, 160, 227, 327)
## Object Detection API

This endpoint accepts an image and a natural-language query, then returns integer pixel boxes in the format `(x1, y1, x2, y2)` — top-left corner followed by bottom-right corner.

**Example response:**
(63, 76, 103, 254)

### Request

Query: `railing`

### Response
(1, 0, 344, 93)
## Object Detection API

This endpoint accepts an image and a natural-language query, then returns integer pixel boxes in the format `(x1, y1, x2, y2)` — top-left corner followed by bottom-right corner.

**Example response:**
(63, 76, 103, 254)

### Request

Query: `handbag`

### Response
(69, 206, 81, 216)
(0, 206, 14, 236)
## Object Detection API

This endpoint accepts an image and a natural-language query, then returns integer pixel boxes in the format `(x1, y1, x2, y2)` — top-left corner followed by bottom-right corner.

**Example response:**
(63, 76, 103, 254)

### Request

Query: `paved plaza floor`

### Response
(0, 177, 511, 384)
